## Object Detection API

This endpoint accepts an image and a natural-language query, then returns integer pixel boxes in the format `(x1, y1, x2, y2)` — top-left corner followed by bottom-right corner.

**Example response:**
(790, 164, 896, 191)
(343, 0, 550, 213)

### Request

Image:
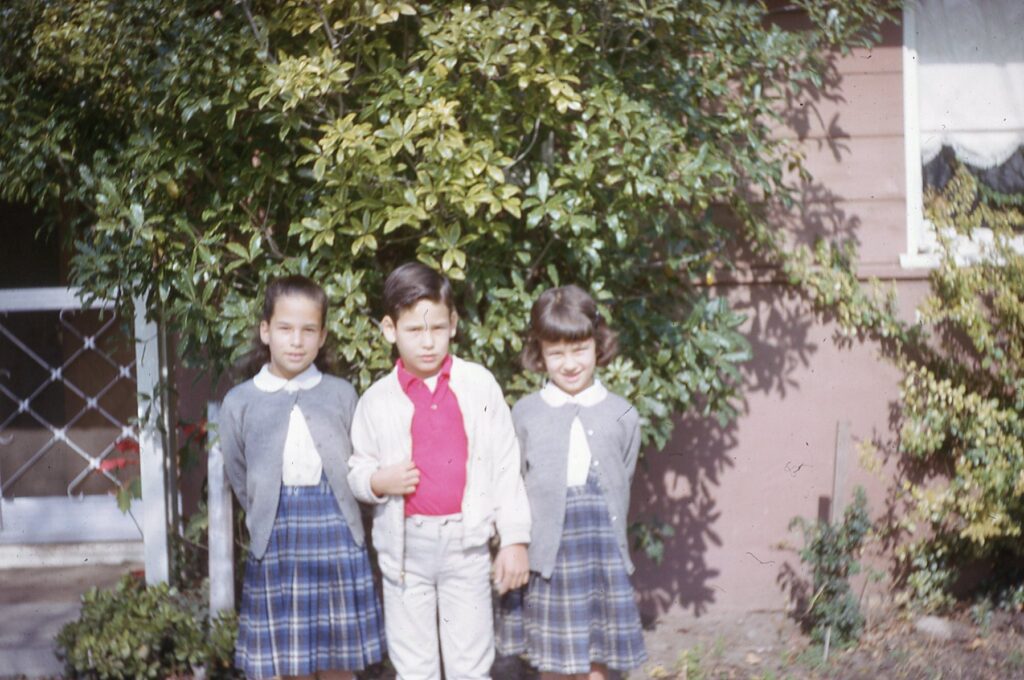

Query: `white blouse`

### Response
(253, 364, 324, 486)
(539, 379, 609, 487)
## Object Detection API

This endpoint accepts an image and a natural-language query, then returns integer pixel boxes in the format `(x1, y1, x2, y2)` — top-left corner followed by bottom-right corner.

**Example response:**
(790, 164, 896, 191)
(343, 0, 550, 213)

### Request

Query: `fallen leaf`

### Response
(645, 664, 671, 679)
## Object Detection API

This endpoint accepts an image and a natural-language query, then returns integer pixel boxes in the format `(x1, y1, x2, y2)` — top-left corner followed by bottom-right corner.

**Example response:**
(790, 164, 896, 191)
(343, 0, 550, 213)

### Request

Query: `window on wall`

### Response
(901, 0, 1024, 267)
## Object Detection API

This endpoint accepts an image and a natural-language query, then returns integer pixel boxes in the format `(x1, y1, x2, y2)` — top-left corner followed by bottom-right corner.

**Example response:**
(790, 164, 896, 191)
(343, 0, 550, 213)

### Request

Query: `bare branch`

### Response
(237, 0, 274, 62)
(314, 2, 349, 116)
(526, 237, 557, 286)
(237, 194, 284, 259)
(316, 2, 339, 51)
(507, 116, 542, 169)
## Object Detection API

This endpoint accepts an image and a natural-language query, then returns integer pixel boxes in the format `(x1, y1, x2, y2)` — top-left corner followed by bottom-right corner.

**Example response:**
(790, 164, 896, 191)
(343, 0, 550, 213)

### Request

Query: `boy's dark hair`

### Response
(382, 262, 455, 320)
(240, 274, 334, 377)
(521, 284, 618, 372)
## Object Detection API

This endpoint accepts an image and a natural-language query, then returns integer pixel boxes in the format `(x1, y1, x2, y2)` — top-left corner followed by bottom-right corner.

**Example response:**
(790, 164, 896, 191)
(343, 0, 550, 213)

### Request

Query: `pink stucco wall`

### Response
(628, 18, 933, 618)
(630, 281, 929, 619)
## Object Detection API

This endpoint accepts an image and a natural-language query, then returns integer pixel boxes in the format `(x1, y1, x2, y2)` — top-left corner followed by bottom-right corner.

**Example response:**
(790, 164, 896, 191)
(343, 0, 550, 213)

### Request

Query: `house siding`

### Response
(629, 18, 928, 617)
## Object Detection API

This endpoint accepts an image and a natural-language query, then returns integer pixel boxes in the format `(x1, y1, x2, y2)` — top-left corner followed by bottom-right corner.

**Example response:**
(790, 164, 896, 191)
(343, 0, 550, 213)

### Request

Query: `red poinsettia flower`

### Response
(180, 419, 208, 440)
(99, 457, 138, 472)
(114, 437, 140, 454)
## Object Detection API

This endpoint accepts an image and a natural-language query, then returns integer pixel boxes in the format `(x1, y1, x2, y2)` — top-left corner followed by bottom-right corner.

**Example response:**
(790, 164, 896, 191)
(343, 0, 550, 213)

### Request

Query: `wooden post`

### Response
(157, 306, 180, 543)
(207, 401, 235, 615)
(134, 297, 170, 584)
(824, 419, 853, 663)
(831, 420, 852, 523)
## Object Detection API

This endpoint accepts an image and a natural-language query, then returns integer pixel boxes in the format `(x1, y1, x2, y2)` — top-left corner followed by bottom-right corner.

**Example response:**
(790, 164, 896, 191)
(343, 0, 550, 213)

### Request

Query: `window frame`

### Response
(900, 2, 933, 269)
(900, 1, 1024, 269)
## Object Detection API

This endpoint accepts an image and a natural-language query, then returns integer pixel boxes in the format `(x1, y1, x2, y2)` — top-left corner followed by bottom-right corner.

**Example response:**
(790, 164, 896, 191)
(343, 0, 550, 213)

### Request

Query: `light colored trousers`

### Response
(382, 514, 494, 680)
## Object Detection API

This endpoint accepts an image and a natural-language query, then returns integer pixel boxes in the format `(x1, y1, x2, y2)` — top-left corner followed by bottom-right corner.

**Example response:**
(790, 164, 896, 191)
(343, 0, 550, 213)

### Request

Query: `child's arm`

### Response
(348, 396, 419, 502)
(493, 543, 529, 594)
(487, 380, 531, 546)
(623, 406, 642, 483)
(371, 461, 420, 496)
(218, 397, 247, 509)
(486, 377, 531, 593)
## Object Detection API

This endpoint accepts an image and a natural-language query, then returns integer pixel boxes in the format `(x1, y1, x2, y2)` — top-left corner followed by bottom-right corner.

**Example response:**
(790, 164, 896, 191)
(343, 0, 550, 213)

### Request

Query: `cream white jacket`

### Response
(348, 355, 531, 581)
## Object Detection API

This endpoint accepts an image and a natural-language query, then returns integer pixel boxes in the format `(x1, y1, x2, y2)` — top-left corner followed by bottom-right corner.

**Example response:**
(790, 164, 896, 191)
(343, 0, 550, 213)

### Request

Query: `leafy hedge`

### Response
(0, 0, 896, 454)
(56, 576, 239, 679)
(788, 159, 1024, 608)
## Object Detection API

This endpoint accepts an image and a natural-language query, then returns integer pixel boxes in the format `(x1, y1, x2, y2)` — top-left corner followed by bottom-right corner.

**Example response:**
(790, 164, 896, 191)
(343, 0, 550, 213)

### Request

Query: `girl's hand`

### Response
(493, 543, 529, 594)
(370, 461, 420, 497)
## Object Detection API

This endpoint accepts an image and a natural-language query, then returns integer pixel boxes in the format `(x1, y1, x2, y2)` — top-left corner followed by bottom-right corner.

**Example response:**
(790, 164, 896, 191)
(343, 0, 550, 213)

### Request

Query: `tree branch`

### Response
(315, 1, 350, 118)
(507, 116, 542, 169)
(316, 1, 339, 50)
(526, 237, 557, 286)
(237, 0, 273, 62)
(237, 192, 285, 259)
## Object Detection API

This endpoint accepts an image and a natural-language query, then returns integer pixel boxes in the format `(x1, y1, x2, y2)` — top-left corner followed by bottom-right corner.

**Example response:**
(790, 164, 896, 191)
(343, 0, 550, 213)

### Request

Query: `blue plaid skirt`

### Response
(236, 478, 385, 679)
(497, 473, 647, 674)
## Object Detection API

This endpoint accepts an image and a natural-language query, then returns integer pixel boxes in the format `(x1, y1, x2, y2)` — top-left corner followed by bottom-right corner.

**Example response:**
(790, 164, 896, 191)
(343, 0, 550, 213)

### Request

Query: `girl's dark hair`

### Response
(521, 285, 618, 372)
(382, 262, 455, 320)
(261, 275, 328, 326)
(239, 275, 334, 377)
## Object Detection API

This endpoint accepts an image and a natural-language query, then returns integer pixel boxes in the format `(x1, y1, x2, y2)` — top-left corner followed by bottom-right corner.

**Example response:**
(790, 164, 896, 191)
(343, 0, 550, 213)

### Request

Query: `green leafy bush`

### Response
(630, 516, 676, 564)
(782, 152, 1024, 609)
(207, 610, 241, 680)
(791, 487, 873, 647)
(0, 0, 896, 460)
(893, 165, 1024, 608)
(56, 575, 239, 679)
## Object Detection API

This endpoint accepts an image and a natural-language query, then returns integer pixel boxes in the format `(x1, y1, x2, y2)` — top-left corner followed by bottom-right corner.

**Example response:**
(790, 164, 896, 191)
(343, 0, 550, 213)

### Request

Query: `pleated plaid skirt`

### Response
(236, 477, 385, 679)
(497, 473, 647, 674)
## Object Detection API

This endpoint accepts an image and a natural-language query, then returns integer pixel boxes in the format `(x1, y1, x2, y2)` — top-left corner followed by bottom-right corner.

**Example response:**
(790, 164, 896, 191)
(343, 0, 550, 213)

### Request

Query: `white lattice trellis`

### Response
(0, 303, 135, 496)
(0, 287, 171, 581)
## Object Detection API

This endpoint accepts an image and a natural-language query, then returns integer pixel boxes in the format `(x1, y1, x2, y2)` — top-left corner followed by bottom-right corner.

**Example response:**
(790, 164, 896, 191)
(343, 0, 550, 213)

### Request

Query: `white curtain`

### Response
(917, 0, 1024, 168)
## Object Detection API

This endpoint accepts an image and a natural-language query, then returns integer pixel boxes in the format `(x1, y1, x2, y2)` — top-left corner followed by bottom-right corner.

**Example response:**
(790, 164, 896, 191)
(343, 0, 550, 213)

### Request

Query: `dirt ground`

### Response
(631, 607, 1024, 680)
(4, 562, 1022, 679)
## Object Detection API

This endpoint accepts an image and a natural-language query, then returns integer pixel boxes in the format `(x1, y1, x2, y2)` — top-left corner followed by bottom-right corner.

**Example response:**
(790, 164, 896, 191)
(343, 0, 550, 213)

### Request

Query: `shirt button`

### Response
(587, 430, 594, 436)
(611, 516, 617, 521)
(431, 404, 438, 410)
(594, 460, 600, 466)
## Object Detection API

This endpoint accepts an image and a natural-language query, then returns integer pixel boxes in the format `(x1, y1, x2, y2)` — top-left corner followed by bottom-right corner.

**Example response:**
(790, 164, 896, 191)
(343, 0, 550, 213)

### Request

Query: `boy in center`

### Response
(348, 262, 531, 680)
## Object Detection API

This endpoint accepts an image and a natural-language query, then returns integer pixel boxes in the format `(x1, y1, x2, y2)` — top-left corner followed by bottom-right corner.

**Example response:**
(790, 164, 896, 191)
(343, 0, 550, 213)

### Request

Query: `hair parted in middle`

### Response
(382, 261, 456, 320)
(521, 284, 618, 372)
(261, 274, 329, 326)
(238, 273, 334, 378)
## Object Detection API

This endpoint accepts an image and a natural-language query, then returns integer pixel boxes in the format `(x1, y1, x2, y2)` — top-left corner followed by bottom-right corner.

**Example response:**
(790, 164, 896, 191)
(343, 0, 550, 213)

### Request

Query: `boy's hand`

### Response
(493, 543, 529, 595)
(370, 461, 420, 497)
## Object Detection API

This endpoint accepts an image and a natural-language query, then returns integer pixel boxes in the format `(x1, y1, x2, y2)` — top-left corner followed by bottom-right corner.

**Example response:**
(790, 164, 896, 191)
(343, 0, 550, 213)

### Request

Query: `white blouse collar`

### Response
(253, 363, 323, 393)
(540, 379, 608, 408)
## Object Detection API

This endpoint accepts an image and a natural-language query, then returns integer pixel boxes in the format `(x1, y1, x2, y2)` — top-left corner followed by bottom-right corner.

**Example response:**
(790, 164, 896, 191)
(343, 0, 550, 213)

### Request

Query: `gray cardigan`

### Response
(512, 390, 642, 578)
(218, 375, 363, 559)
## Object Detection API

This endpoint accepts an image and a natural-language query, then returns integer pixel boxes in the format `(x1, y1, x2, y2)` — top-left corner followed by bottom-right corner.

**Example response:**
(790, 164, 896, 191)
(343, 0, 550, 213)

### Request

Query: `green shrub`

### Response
(207, 610, 241, 679)
(791, 487, 873, 647)
(0, 0, 897, 462)
(894, 165, 1024, 608)
(785, 157, 1024, 609)
(55, 575, 240, 679)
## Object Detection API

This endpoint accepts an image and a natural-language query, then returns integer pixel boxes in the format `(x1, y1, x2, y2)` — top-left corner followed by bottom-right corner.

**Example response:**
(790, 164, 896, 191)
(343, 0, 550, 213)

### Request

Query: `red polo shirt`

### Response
(398, 355, 469, 516)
